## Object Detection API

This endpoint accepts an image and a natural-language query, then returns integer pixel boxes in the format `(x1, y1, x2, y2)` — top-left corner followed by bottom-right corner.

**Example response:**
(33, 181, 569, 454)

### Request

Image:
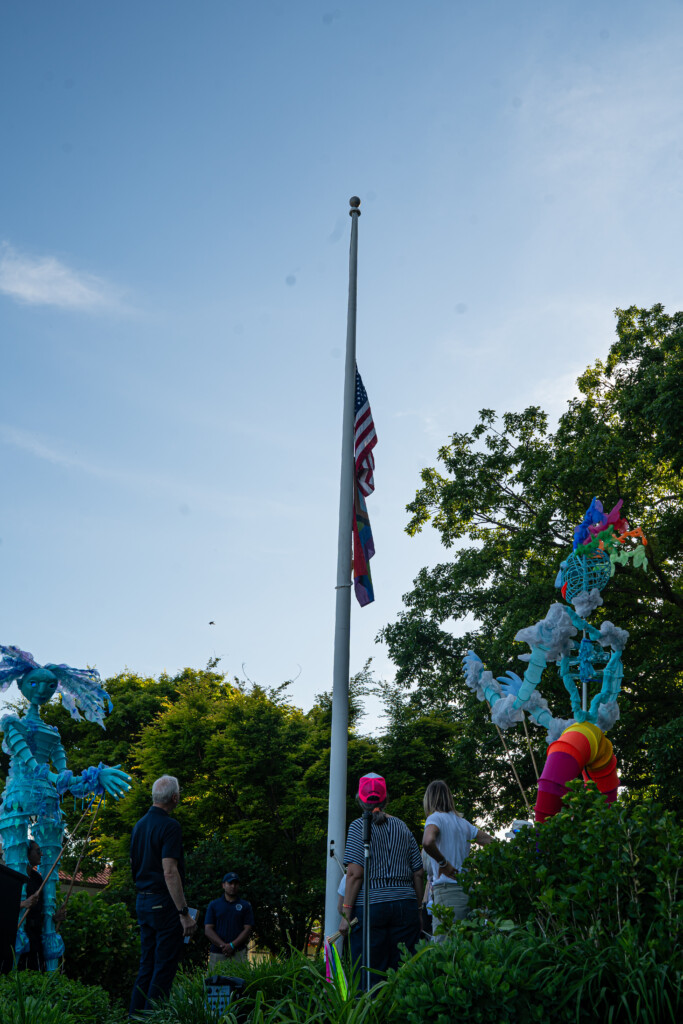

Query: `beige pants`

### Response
(209, 949, 247, 968)
(431, 881, 470, 942)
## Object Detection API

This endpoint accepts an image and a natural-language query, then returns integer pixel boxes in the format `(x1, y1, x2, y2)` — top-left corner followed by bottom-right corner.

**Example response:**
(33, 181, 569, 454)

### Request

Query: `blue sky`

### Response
(1, 1, 682, 723)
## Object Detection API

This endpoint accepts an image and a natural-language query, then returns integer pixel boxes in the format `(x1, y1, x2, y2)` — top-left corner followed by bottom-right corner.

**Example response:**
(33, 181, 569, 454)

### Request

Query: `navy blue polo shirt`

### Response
(205, 896, 254, 952)
(130, 805, 185, 893)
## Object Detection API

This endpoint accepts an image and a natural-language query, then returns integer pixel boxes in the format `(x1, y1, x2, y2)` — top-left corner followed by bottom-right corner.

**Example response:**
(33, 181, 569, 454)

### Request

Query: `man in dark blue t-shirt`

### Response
(204, 872, 254, 967)
(128, 775, 197, 1015)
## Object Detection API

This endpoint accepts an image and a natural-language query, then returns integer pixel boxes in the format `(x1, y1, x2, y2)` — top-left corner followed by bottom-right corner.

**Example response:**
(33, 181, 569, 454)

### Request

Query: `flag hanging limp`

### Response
(353, 367, 377, 606)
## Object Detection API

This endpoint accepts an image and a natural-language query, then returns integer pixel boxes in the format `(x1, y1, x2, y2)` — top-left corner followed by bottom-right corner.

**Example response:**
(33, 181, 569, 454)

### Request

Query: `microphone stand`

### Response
(361, 809, 372, 993)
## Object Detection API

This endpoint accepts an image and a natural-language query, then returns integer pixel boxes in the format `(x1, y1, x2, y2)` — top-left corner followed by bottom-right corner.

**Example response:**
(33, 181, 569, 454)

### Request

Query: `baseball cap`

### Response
(222, 872, 239, 883)
(358, 773, 387, 805)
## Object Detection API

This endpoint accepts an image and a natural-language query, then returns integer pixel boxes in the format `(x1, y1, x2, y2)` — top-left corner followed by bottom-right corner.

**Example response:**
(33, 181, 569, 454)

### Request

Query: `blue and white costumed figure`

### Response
(0, 646, 130, 971)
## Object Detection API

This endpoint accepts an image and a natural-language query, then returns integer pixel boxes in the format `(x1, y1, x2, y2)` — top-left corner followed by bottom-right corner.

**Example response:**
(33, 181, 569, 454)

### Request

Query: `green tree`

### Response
(380, 304, 683, 824)
(644, 715, 683, 817)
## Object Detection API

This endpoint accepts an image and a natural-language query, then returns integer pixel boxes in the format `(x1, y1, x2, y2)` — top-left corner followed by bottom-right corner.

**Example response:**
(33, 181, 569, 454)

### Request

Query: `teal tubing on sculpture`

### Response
(589, 651, 623, 716)
(559, 655, 584, 719)
(512, 647, 548, 709)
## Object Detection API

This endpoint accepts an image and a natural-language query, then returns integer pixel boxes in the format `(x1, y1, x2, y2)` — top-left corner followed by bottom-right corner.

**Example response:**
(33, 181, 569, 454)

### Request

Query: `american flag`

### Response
(353, 367, 377, 606)
(354, 368, 377, 497)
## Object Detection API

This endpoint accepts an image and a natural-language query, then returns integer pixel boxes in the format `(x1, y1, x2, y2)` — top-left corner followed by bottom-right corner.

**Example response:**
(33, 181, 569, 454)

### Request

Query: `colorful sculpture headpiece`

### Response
(462, 498, 647, 822)
(556, 498, 648, 611)
(0, 645, 112, 727)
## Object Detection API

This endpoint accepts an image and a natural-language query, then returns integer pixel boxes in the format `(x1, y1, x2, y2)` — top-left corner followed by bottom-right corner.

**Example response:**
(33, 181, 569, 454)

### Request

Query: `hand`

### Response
(440, 861, 457, 880)
(98, 766, 131, 799)
(20, 894, 38, 910)
(338, 915, 349, 938)
(496, 671, 523, 697)
(180, 912, 197, 938)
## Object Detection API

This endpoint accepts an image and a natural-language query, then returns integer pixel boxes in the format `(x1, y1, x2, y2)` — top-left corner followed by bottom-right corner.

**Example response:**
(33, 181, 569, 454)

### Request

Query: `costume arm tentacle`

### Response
(464, 652, 560, 736)
(0, 716, 40, 770)
(589, 651, 623, 719)
(512, 646, 548, 709)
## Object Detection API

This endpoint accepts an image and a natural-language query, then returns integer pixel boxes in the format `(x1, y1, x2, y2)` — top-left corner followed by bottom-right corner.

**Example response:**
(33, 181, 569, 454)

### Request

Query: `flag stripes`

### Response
(353, 367, 377, 606)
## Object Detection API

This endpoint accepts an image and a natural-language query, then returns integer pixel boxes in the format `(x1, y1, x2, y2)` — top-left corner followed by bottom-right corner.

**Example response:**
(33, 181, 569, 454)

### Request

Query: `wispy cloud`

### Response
(0, 425, 108, 477)
(0, 423, 307, 522)
(0, 242, 121, 311)
(515, 34, 683, 207)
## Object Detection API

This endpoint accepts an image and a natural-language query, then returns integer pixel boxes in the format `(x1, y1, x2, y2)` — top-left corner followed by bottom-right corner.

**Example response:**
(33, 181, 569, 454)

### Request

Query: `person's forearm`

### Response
(232, 925, 253, 950)
(343, 869, 363, 913)
(423, 838, 444, 863)
(205, 924, 225, 949)
(163, 865, 187, 910)
(413, 870, 424, 904)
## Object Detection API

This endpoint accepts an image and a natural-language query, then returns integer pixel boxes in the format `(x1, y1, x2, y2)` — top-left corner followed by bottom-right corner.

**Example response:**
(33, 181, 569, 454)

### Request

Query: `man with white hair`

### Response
(129, 775, 197, 1016)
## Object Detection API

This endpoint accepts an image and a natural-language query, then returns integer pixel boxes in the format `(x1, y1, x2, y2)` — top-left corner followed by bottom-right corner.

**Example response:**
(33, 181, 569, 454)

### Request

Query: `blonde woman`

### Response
(422, 780, 493, 941)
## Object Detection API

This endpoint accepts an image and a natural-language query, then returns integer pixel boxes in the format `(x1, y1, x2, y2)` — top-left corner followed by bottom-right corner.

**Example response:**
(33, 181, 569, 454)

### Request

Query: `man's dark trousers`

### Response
(129, 892, 184, 1015)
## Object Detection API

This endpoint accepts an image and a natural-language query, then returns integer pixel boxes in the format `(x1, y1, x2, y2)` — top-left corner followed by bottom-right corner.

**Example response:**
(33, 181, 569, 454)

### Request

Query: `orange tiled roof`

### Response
(58, 865, 112, 887)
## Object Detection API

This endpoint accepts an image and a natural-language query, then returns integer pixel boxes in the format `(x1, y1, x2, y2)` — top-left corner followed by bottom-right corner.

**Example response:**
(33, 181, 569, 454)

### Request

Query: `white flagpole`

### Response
(324, 196, 361, 941)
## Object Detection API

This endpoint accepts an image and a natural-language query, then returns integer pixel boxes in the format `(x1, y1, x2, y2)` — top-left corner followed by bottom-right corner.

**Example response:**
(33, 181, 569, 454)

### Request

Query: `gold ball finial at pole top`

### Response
(349, 196, 361, 215)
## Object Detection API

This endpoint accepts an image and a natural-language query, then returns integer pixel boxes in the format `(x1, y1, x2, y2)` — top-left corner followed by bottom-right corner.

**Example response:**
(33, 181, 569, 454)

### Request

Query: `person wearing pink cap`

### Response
(338, 773, 424, 986)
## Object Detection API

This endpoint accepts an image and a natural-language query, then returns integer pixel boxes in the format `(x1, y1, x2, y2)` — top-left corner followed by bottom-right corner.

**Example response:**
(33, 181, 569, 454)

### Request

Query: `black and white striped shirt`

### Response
(344, 815, 422, 905)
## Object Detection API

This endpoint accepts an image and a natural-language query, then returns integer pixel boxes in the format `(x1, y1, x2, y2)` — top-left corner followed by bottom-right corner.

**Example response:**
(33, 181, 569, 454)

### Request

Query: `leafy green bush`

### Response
(384, 923, 683, 1024)
(60, 891, 140, 1003)
(380, 785, 683, 1023)
(461, 783, 683, 960)
(0, 970, 120, 1024)
(386, 925, 552, 1023)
